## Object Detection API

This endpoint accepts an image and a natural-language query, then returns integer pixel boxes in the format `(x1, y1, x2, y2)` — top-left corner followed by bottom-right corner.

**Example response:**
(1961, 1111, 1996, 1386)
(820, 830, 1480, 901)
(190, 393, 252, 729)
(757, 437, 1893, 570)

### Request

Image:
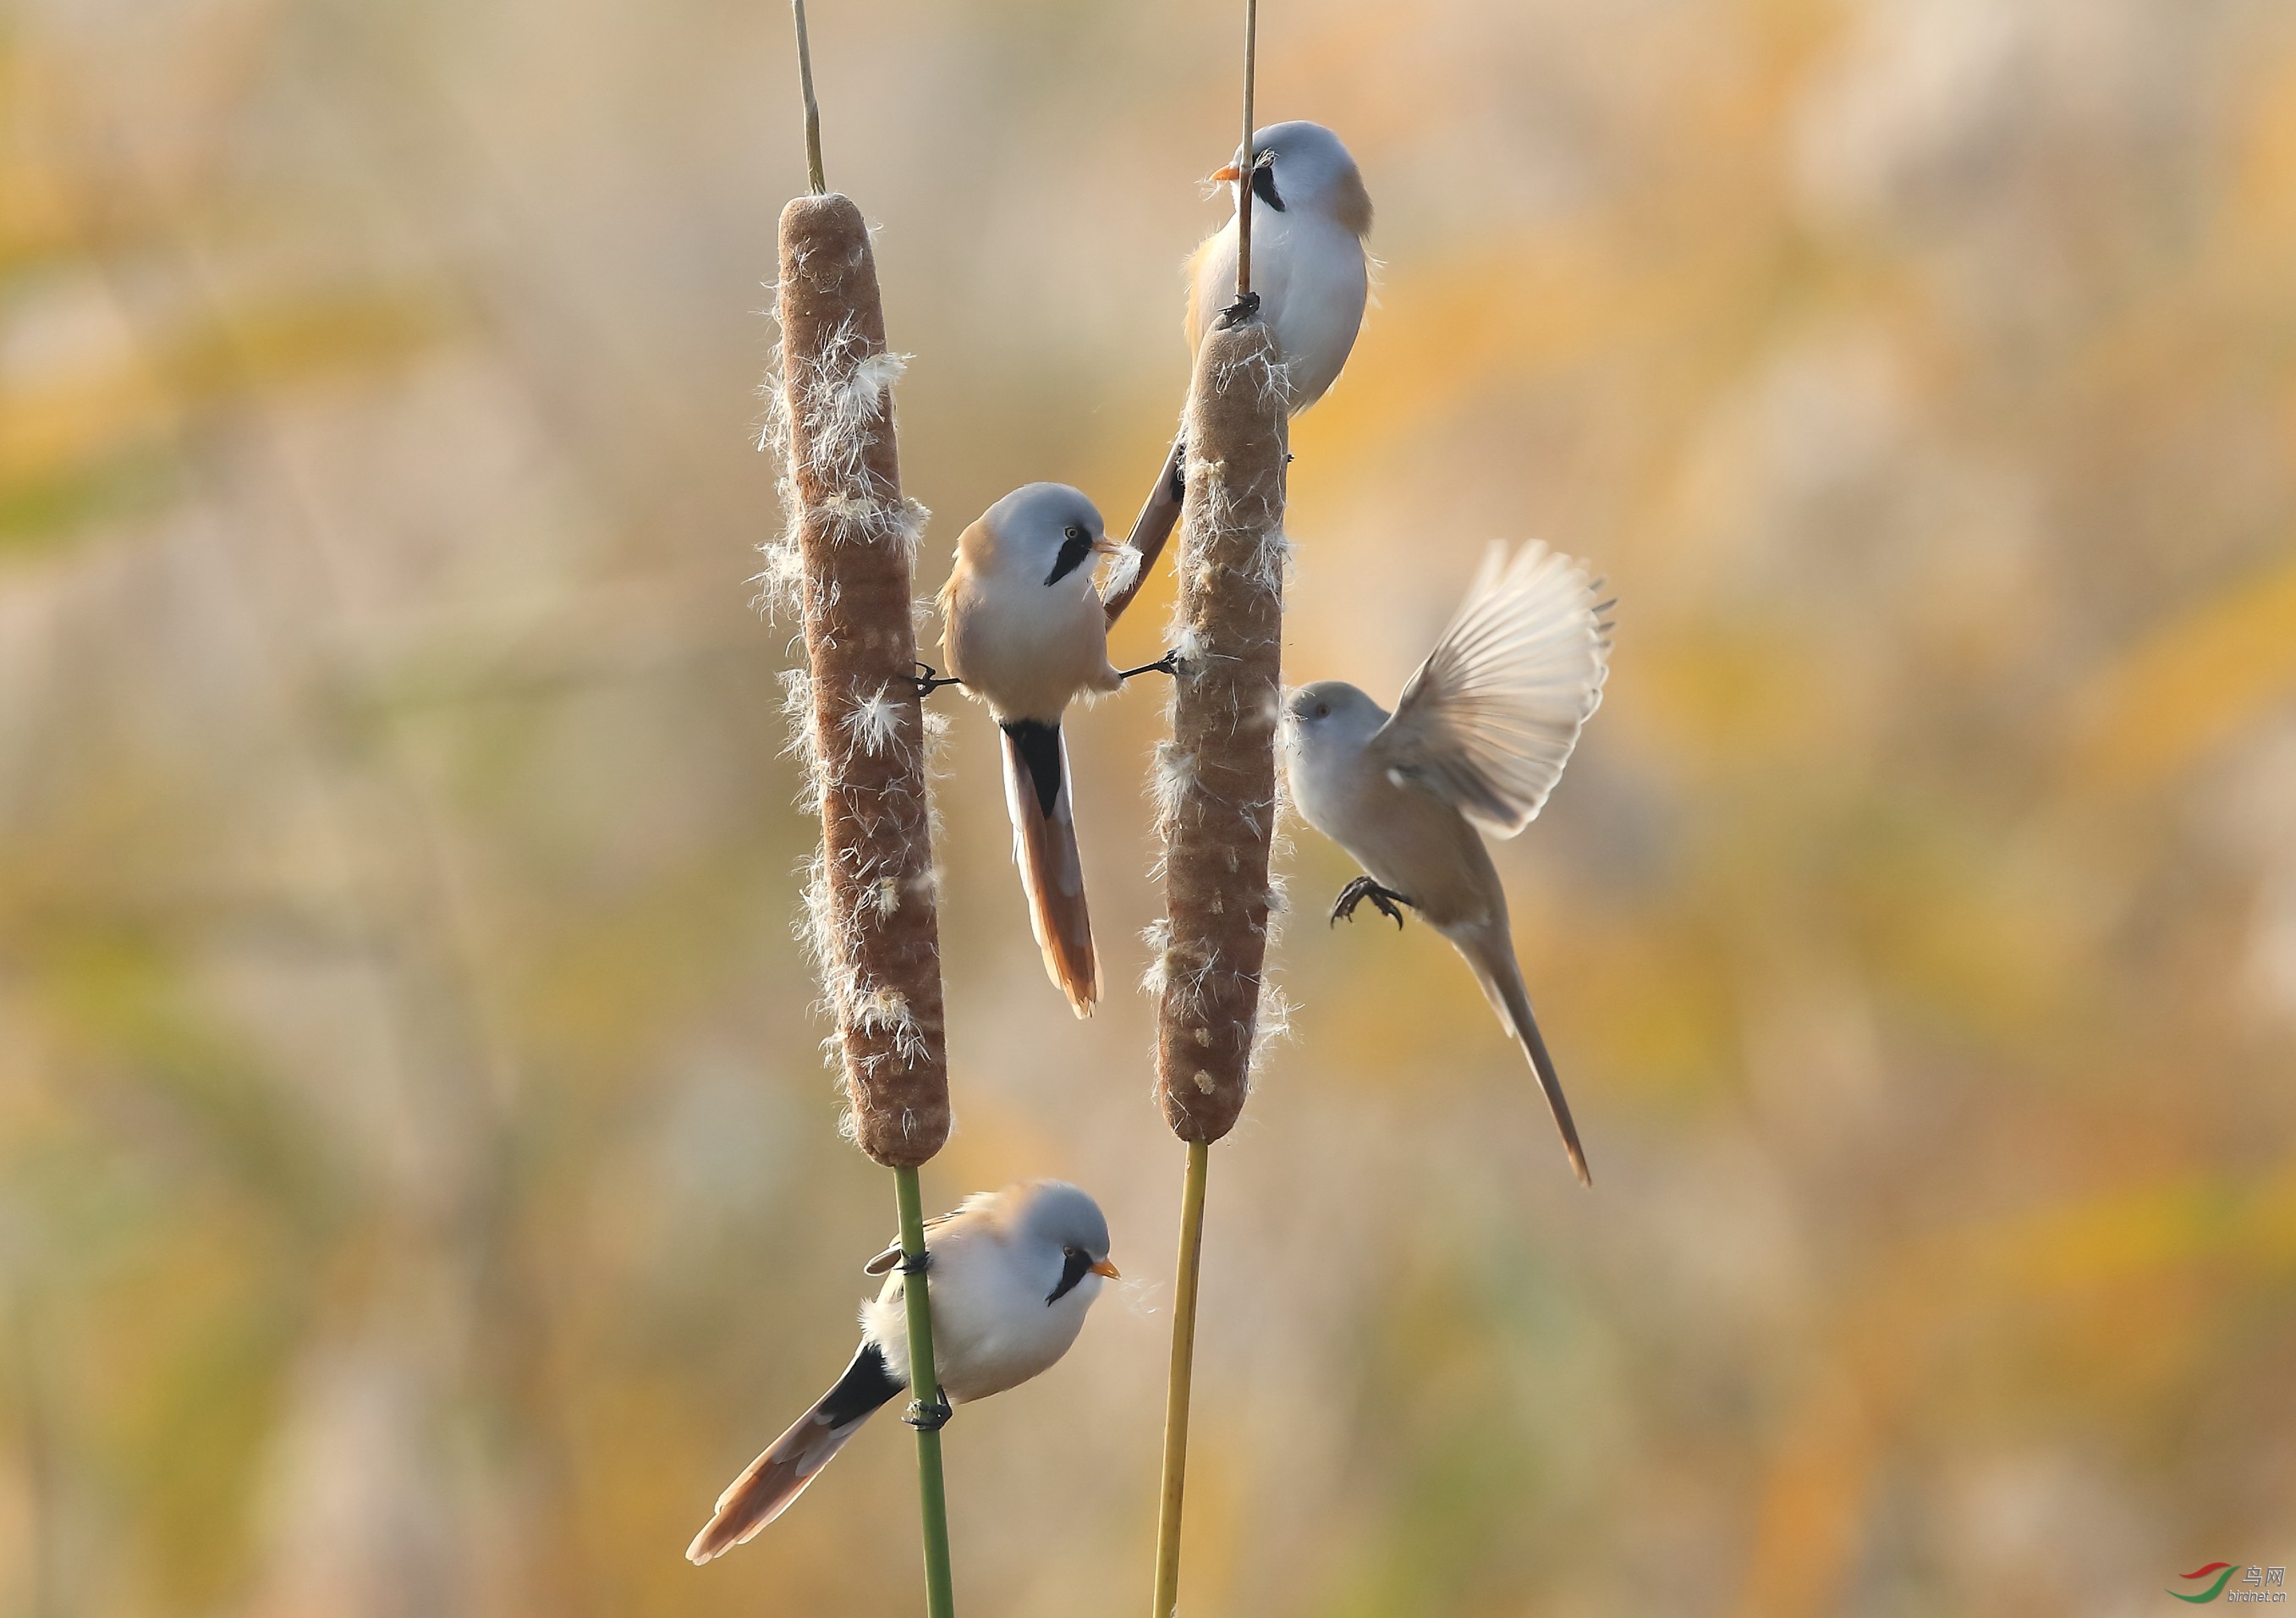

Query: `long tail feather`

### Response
(686, 1343, 904, 1564)
(1000, 720, 1100, 1016)
(1103, 435, 1184, 625)
(1459, 932, 1592, 1186)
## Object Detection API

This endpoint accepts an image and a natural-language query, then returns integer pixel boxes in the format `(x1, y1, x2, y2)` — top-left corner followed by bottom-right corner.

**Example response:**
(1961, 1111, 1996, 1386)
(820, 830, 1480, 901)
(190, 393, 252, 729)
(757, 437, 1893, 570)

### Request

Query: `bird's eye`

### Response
(1063, 524, 1085, 542)
(1314, 703, 1330, 719)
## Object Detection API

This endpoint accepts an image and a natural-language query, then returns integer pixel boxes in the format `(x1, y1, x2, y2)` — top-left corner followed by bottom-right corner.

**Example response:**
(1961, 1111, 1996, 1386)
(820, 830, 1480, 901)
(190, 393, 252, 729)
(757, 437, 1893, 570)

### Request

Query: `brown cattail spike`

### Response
(774, 193, 950, 1169)
(1151, 315, 1288, 1145)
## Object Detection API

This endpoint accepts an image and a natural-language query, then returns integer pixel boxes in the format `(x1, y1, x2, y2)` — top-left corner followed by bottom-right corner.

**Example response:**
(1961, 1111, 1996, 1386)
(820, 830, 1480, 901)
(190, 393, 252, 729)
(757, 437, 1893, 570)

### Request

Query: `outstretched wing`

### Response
(1369, 542, 1612, 839)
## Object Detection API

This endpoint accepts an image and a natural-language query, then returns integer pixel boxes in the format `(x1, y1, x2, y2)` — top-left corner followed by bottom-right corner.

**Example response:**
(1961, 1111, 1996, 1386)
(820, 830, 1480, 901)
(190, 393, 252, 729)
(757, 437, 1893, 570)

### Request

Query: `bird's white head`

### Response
(972, 482, 1118, 598)
(1284, 680, 1389, 757)
(1008, 1180, 1118, 1308)
(1214, 121, 1373, 239)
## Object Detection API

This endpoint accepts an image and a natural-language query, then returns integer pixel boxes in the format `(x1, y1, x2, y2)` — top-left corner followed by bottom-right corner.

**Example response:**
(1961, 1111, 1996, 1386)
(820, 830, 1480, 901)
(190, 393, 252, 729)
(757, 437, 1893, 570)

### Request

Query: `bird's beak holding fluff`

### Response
(1090, 1258, 1121, 1280)
(1210, 162, 1243, 184)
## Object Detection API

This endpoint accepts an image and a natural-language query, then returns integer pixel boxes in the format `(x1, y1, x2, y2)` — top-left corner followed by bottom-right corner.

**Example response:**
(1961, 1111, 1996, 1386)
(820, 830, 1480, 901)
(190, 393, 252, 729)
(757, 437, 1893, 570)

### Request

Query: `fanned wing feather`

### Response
(1371, 542, 1611, 838)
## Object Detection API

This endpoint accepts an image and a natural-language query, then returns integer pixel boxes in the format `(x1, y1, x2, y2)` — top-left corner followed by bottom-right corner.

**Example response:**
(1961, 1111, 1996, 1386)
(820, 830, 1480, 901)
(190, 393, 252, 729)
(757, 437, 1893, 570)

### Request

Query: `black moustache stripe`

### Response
(1045, 534, 1094, 586)
(1046, 1248, 1093, 1306)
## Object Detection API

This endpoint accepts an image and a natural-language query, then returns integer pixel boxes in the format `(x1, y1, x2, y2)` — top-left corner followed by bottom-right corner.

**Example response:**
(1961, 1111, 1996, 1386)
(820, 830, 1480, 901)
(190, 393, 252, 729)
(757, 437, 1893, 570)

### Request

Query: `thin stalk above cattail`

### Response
(766, 8, 954, 1610)
(1233, 0, 1259, 309)
(792, 0, 826, 195)
(1102, 0, 1265, 631)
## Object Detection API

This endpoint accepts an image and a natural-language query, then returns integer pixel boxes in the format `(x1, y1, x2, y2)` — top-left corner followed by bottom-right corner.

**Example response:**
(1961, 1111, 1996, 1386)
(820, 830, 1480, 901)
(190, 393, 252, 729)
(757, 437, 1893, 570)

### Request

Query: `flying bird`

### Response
(935, 483, 1174, 1015)
(1109, 120, 1374, 619)
(1283, 543, 1612, 1184)
(687, 1180, 1119, 1563)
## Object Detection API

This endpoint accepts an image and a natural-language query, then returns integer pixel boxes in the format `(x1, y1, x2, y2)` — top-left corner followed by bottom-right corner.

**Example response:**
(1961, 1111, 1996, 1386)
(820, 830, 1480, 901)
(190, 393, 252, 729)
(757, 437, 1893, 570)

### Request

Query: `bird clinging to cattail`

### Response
(936, 483, 1176, 1015)
(1115, 120, 1374, 600)
(1189, 119, 1373, 409)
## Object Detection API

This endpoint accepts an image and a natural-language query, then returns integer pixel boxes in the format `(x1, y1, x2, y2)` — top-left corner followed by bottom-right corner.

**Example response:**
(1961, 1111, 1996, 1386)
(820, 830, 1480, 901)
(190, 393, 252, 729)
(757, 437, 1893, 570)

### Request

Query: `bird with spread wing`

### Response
(1283, 543, 1613, 1184)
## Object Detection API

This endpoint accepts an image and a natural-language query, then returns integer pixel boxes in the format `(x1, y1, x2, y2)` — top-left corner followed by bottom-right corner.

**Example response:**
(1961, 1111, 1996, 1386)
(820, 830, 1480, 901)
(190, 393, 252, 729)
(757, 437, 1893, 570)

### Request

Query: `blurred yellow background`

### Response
(4, 0, 2295, 1614)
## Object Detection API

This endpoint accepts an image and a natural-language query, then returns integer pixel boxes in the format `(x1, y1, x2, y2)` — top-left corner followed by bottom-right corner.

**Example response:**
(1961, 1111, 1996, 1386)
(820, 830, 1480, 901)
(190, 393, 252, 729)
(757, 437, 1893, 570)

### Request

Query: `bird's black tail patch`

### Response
(817, 1341, 906, 1429)
(1000, 719, 1064, 818)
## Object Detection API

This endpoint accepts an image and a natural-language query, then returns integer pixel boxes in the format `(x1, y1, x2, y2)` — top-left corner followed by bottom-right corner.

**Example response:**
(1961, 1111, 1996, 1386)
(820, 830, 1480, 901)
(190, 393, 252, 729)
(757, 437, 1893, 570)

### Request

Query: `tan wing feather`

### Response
(1183, 232, 1222, 354)
(1370, 542, 1612, 839)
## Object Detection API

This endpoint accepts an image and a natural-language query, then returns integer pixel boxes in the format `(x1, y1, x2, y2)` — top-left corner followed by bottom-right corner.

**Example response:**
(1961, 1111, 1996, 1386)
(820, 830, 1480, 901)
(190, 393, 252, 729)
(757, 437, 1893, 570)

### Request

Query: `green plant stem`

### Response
(1151, 1139, 1211, 1617)
(895, 1164, 956, 1618)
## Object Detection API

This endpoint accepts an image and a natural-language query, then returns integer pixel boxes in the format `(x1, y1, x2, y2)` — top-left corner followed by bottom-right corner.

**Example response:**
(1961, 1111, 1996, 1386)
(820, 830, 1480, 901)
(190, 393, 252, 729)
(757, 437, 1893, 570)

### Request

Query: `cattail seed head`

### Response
(1151, 317, 1288, 1144)
(773, 193, 949, 1168)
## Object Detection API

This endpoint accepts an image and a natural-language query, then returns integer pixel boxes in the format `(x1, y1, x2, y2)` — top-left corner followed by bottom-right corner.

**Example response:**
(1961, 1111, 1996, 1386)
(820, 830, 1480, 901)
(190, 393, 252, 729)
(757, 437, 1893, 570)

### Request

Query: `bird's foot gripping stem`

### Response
(1331, 877, 1412, 929)
(911, 662, 963, 699)
(1216, 290, 1262, 329)
(904, 1390, 953, 1432)
(1118, 650, 1184, 681)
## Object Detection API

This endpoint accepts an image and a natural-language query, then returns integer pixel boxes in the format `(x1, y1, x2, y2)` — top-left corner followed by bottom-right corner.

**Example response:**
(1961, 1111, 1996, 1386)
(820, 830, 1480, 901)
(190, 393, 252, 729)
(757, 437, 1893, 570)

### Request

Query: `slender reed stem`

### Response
(1151, 1140, 1211, 1617)
(792, 0, 826, 194)
(895, 1165, 957, 1618)
(1234, 0, 1258, 300)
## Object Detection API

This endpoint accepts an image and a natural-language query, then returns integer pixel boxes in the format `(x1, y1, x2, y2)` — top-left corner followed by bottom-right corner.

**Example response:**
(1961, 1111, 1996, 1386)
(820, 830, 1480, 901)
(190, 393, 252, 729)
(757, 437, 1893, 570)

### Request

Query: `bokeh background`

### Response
(5, 0, 2295, 1613)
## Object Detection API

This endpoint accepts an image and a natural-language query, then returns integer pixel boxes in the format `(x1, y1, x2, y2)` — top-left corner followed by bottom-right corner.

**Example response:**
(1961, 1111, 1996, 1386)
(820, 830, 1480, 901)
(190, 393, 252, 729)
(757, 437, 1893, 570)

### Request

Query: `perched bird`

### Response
(687, 1180, 1119, 1563)
(1283, 543, 1612, 1185)
(1109, 121, 1374, 619)
(1189, 119, 1375, 410)
(936, 483, 1172, 1015)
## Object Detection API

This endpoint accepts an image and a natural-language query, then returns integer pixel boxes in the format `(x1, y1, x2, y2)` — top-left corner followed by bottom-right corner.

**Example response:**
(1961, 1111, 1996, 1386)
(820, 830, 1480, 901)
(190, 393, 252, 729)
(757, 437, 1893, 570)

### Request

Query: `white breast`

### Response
(944, 573, 1115, 723)
(863, 1230, 1100, 1405)
(1191, 210, 1367, 411)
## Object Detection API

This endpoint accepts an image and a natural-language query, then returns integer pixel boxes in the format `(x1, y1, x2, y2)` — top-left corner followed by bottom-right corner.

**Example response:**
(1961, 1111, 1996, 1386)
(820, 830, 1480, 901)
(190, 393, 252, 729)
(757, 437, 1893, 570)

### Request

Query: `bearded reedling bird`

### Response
(936, 483, 1174, 1015)
(1283, 543, 1613, 1185)
(1110, 121, 1374, 614)
(686, 1180, 1119, 1563)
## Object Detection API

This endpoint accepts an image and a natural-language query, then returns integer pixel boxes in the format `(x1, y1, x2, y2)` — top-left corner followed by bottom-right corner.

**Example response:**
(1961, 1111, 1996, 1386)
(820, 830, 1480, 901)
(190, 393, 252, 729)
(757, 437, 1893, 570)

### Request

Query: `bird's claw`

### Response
(904, 1392, 953, 1432)
(1330, 877, 1410, 929)
(911, 662, 962, 699)
(1217, 290, 1262, 329)
(898, 1247, 933, 1274)
(1118, 650, 1183, 681)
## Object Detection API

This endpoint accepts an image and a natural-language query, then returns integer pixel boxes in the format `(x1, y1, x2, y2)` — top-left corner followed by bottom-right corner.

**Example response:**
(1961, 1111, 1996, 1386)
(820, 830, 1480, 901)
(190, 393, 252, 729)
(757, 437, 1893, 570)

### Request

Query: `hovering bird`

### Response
(687, 1180, 1119, 1563)
(1111, 120, 1374, 617)
(934, 483, 1174, 1015)
(1282, 543, 1612, 1185)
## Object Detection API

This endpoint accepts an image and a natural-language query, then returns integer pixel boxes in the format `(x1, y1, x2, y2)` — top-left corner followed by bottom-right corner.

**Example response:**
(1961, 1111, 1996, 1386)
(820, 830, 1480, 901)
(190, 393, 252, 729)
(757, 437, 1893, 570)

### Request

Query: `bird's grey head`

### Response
(1284, 680, 1388, 754)
(983, 482, 1112, 592)
(1010, 1180, 1117, 1308)
(1226, 121, 1371, 235)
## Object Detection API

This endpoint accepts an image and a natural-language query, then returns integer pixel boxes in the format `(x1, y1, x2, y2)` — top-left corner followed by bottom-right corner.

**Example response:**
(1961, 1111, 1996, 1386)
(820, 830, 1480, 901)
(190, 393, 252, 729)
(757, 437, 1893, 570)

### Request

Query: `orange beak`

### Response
(1091, 536, 1123, 556)
(1090, 1258, 1122, 1280)
(1210, 162, 1243, 183)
